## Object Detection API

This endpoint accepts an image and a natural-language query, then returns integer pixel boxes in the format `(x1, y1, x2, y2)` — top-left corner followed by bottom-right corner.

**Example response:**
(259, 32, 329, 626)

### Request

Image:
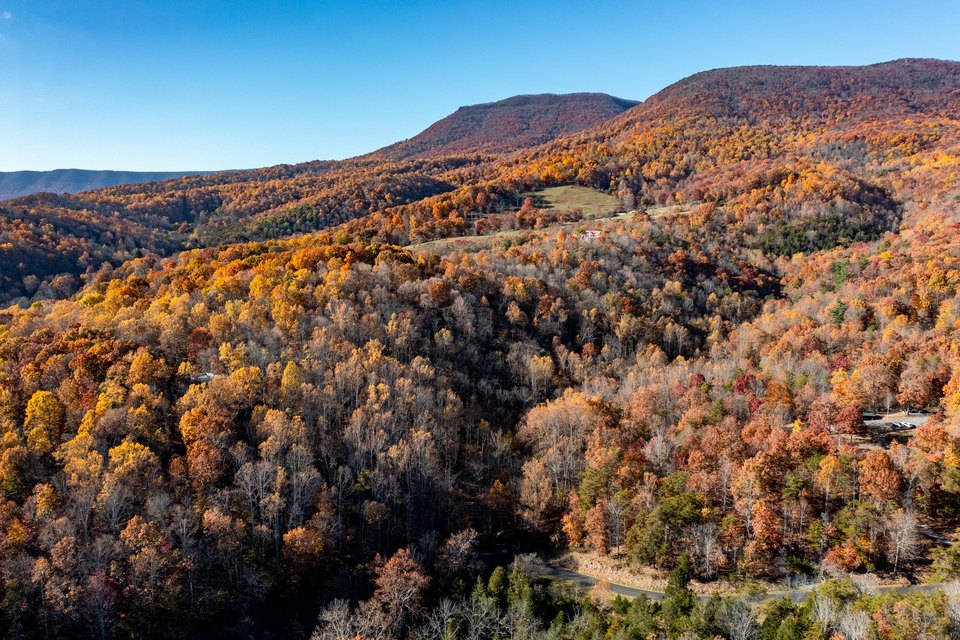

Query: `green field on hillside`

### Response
(521, 184, 623, 217)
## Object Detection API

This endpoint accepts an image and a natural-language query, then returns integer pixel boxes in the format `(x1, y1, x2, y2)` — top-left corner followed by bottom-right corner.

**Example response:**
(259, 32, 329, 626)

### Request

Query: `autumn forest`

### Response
(3, 58, 960, 639)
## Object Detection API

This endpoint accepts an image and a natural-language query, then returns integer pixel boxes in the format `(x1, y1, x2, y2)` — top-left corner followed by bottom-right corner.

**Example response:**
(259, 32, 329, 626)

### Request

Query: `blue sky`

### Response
(2, 0, 959, 171)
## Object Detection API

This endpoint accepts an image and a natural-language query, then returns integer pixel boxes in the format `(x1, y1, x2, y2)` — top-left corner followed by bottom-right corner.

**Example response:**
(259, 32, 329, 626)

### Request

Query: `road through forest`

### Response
(535, 561, 943, 603)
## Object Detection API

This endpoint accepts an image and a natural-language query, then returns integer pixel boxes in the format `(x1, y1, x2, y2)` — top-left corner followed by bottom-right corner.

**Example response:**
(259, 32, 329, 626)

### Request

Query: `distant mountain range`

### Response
(1, 93, 638, 200)
(3, 58, 959, 303)
(0, 168, 214, 200)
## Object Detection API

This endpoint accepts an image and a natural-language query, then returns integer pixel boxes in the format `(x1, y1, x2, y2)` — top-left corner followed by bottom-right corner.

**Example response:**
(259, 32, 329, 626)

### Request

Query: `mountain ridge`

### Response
(2, 58, 958, 301)
(0, 168, 217, 201)
(373, 92, 639, 160)
(0, 92, 637, 200)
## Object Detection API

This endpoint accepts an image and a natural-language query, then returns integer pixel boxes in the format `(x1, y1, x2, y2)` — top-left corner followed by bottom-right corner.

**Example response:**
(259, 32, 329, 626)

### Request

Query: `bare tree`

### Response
(719, 455, 733, 512)
(719, 600, 758, 640)
(686, 522, 722, 579)
(886, 509, 921, 573)
(436, 528, 480, 578)
(838, 608, 871, 640)
(98, 482, 132, 535)
(607, 498, 627, 553)
(811, 594, 840, 634)
(414, 598, 459, 640)
(311, 599, 354, 640)
(310, 600, 356, 640)
(527, 354, 554, 401)
(644, 428, 674, 474)
(462, 592, 500, 640)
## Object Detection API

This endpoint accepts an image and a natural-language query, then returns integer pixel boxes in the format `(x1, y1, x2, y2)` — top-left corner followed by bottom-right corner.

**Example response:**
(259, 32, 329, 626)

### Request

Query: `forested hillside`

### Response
(2, 59, 960, 639)
(0, 157, 484, 300)
(372, 93, 638, 160)
(0, 93, 638, 304)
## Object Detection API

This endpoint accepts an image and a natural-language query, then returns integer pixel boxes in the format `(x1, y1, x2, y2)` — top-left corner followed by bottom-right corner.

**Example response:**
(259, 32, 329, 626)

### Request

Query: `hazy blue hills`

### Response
(0, 168, 216, 200)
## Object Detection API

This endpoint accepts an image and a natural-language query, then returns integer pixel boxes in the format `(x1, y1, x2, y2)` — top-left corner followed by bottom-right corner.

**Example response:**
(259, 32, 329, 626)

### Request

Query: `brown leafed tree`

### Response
(366, 548, 431, 637)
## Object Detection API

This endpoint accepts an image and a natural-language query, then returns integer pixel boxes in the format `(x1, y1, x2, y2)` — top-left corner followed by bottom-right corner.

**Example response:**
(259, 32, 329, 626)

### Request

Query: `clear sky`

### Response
(2, 0, 959, 171)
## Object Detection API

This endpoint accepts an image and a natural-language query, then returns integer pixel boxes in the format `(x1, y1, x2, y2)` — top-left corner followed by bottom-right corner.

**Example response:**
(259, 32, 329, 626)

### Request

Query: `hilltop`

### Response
(0, 93, 636, 201)
(373, 92, 638, 159)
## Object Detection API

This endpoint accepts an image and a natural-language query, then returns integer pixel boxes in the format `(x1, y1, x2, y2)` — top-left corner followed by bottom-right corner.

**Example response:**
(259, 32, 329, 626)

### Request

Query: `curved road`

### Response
(535, 562, 942, 603)
(538, 563, 668, 599)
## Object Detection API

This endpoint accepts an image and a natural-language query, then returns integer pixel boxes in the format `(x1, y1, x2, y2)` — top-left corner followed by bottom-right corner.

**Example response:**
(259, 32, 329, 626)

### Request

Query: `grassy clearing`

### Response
(408, 229, 537, 253)
(644, 203, 689, 218)
(521, 185, 623, 217)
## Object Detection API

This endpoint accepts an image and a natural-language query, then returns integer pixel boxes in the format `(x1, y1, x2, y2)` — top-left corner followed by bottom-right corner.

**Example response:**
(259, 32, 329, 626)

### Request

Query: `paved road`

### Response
(864, 411, 930, 431)
(537, 563, 669, 599)
(535, 562, 944, 603)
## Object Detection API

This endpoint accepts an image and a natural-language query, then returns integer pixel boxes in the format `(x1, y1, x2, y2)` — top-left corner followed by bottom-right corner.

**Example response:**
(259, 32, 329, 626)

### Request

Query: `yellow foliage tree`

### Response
(24, 391, 65, 456)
